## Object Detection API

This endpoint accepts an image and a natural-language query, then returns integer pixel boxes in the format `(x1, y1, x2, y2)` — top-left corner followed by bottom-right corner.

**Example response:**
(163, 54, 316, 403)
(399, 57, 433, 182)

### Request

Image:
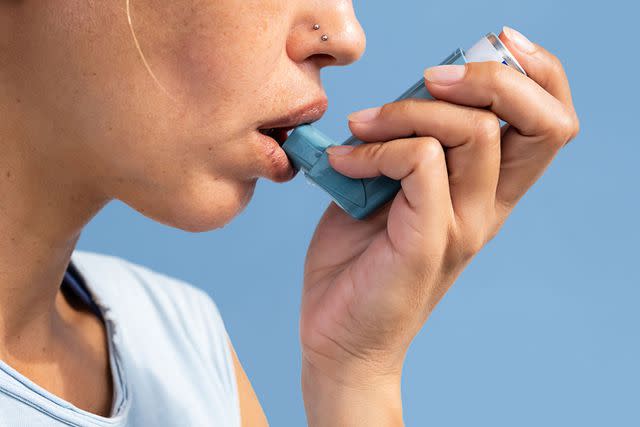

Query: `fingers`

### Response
(347, 100, 501, 217)
(499, 27, 576, 111)
(498, 27, 581, 150)
(424, 61, 574, 141)
(327, 137, 454, 263)
(424, 29, 580, 208)
(329, 28, 578, 230)
(326, 137, 452, 219)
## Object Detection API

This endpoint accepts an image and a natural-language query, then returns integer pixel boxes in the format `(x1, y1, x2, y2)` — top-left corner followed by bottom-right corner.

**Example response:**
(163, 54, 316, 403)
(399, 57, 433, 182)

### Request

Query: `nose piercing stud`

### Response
(313, 24, 328, 42)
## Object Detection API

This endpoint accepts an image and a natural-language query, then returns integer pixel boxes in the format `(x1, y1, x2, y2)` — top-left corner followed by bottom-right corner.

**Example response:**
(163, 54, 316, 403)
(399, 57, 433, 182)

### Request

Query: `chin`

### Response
(126, 177, 257, 233)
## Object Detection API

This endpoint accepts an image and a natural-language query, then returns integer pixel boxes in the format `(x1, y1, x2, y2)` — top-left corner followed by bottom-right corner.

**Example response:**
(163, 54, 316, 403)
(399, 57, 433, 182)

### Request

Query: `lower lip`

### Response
(256, 131, 296, 181)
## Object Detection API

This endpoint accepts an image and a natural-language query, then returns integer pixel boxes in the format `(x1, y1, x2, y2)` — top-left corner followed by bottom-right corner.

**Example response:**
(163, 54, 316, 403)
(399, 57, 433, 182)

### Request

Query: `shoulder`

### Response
(71, 250, 224, 333)
(71, 250, 213, 310)
(70, 250, 241, 425)
(70, 250, 229, 354)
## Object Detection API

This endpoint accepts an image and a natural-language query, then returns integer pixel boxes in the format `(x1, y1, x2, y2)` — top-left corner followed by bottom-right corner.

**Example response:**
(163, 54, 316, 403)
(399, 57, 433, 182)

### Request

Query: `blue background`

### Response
(78, 1, 639, 425)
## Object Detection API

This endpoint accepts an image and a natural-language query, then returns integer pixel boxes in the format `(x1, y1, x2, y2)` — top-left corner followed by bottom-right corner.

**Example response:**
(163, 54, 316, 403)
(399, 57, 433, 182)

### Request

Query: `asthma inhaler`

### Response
(282, 32, 526, 220)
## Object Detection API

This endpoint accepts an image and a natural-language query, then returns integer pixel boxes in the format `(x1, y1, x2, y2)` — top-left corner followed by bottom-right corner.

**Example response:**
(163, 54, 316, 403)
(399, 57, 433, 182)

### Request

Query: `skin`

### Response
(0, 0, 579, 426)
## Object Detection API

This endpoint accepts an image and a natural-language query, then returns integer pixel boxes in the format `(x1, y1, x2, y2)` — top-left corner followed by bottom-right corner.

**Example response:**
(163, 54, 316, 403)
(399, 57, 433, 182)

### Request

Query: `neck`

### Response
(0, 104, 109, 353)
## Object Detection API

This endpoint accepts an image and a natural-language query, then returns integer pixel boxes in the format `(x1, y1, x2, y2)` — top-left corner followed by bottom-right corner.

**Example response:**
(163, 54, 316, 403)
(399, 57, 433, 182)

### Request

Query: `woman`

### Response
(0, 1, 579, 426)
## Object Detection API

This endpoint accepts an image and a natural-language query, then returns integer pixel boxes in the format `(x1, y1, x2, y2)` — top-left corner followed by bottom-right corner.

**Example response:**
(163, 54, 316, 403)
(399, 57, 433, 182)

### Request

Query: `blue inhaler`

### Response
(282, 32, 527, 220)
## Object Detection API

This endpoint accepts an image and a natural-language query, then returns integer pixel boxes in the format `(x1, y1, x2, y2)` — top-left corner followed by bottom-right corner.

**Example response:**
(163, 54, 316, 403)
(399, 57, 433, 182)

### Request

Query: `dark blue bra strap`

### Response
(62, 262, 103, 319)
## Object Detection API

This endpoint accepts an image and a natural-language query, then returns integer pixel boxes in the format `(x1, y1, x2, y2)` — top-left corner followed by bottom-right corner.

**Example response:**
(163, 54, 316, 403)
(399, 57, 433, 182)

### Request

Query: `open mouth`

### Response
(258, 126, 295, 146)
(257, 98, 328, 147)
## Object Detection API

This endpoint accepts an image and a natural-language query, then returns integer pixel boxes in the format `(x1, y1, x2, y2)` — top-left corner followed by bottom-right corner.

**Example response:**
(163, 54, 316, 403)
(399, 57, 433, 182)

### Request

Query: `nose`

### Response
(287, 1, 366, 67)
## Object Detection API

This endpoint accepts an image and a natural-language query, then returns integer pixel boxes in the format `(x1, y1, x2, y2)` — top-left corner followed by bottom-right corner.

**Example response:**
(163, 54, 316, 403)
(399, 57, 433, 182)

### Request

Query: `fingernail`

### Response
(503, 26, 536, 54)
(424, 65, 466, 85)
(348, 106, 381, 123)
(326, 145, 355, 156)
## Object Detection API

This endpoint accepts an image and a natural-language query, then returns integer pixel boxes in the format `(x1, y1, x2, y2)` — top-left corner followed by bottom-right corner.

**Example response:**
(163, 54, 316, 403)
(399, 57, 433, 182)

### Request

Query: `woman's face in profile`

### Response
(9, 1, 365, 230)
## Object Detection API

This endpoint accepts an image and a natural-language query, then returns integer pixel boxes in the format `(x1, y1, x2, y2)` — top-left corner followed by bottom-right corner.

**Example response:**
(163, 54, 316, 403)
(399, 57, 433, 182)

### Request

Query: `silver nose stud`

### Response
(313, 23, 328, 42)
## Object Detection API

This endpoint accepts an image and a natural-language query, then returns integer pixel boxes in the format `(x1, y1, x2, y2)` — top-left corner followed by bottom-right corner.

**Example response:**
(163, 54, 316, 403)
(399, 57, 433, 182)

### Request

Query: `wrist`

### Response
(301, 356, 404, 427)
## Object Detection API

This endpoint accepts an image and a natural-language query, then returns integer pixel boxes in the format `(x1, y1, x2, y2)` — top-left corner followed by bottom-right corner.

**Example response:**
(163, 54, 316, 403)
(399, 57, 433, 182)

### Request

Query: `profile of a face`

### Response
(2, 1, 365, 231)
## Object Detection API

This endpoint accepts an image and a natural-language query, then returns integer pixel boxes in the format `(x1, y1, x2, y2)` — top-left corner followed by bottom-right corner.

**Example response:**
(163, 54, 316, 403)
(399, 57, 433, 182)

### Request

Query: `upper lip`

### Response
(258, 97, 328, 131)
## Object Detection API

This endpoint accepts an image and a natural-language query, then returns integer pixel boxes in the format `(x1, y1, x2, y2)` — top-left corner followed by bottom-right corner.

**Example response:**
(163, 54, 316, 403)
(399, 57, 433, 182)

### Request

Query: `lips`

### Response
(258, 98, 328, 146)
(258, 127, 294, 145)
(252, 97, 328, 182)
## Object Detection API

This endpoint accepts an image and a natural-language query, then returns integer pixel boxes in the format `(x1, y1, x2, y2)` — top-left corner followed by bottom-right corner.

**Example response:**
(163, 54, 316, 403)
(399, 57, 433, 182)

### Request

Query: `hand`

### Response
(300, 28, 579, 426)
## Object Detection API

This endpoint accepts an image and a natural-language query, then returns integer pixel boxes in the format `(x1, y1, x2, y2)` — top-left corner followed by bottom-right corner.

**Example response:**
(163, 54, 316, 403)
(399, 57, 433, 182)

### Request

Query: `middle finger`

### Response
(349, 99, 502, 220)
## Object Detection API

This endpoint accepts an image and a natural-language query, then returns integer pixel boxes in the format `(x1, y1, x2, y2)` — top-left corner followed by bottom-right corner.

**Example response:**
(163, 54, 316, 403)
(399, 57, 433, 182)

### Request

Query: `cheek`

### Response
(134, 1, 287, 115)
(59, 1, 285, 231)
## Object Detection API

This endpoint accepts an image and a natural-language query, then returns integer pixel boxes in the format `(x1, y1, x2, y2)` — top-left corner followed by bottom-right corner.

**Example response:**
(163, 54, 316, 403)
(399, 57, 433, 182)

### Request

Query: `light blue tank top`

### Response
(0, 250, 241, 426)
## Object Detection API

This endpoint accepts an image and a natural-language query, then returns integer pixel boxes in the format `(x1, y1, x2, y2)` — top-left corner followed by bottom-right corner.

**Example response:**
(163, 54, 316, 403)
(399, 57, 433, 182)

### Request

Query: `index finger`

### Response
(425, 60, 572, 141)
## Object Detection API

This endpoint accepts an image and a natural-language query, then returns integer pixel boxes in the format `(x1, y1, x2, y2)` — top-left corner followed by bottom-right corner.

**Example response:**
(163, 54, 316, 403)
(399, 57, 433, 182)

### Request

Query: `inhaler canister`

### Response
(282, 32, 526, 220)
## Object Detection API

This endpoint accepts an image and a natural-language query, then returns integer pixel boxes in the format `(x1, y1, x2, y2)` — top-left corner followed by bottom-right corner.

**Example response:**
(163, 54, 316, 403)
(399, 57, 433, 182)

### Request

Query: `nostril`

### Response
(310, 53, 338, 67)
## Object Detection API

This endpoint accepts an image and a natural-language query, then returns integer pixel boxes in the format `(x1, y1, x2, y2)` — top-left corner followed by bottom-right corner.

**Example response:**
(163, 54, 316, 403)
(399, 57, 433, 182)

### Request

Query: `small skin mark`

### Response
(208, 147, 212, 152)
(6, 171, 10, 178)
(15, 98, 20, 103)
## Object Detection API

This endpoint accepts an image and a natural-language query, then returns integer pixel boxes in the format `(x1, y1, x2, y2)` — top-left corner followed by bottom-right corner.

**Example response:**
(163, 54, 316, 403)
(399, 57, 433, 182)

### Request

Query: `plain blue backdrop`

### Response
(77, 1, 639, 425)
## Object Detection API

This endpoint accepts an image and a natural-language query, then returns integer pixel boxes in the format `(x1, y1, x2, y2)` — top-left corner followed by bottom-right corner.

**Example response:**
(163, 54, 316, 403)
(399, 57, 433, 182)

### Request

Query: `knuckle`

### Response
(381, 99, 416, 118)
(467, 226, 489, 256)
(473, 61, 507, 89)
(550, 109, 579, 147)
(364, 141, 386, 161)
(570, 112, 581, 140)
(473, 111, 501, 143)
(486, 60, 506, 76)
(549, 53, 566, 76)
(412, 137, 442, 165)
(540, 51, 568, 89)
(399, 98, 424, 118)
(379, 101, 397, 118)
(451, 218, 498, 261)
